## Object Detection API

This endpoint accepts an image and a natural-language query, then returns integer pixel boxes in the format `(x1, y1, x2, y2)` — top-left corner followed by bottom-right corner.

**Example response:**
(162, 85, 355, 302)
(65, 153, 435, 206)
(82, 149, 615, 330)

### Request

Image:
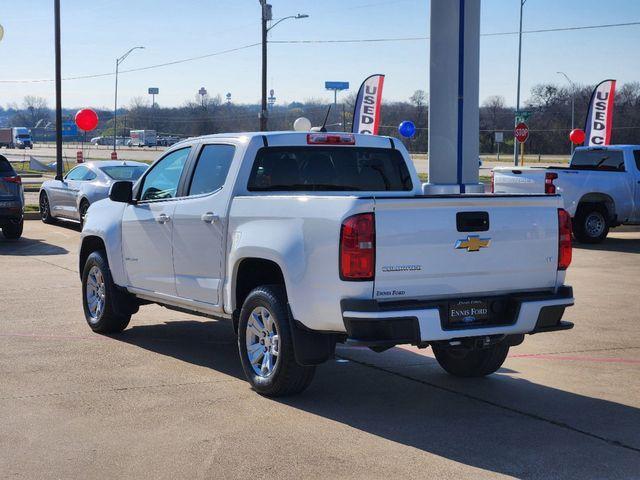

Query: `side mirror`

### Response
(109, 181, 134, 203)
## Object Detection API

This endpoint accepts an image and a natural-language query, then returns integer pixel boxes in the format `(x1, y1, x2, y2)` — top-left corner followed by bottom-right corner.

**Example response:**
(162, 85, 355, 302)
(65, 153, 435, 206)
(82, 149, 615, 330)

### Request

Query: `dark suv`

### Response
(0, 155, 24, 239)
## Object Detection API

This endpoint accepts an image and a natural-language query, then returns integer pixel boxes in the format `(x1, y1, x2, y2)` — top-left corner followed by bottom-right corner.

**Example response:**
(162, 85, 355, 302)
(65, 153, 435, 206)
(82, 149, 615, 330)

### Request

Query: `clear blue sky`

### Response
(0, 0, 639, 109)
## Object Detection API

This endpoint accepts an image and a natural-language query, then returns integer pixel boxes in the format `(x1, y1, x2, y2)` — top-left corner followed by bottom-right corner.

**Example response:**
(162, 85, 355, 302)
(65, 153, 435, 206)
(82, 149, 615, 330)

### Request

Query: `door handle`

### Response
(157, 213, 171, 224)
(201, 212, 219, 223)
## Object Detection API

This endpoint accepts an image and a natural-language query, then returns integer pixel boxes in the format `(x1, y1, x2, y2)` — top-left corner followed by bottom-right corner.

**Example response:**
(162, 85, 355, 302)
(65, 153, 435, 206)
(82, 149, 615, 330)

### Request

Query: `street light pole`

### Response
(558, 71, 576, 155)
(513, 0, 526, 166)
(113, 46, 144, 155)
(259, 2, 308, 131)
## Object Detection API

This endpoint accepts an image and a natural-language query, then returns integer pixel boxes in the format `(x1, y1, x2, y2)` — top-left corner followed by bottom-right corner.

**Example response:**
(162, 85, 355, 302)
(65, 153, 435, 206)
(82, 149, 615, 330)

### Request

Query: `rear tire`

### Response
(82, 250, 131, 334)
(573, 204, 609, 244)
(433, 342, 510, 377)
(2, 218, 23, 239)
(238, 285, 315, 397)
(40, 191, 55, 224)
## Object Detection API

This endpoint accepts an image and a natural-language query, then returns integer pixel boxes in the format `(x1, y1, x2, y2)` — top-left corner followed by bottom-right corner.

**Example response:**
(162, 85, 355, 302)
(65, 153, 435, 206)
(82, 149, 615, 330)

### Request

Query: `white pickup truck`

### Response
(493, 145, 640, 243)
(80, 132, 574, 396)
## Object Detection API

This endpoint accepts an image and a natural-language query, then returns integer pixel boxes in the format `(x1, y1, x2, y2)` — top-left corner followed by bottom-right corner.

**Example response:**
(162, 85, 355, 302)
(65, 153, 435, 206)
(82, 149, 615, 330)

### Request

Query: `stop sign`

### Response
(515, 122, 529, 143)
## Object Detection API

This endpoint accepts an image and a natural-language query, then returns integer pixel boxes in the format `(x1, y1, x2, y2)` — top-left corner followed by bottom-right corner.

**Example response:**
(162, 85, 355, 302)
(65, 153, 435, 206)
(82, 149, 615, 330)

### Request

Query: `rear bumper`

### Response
(0, 204, 23, 223)
(340, 286, 574, 346)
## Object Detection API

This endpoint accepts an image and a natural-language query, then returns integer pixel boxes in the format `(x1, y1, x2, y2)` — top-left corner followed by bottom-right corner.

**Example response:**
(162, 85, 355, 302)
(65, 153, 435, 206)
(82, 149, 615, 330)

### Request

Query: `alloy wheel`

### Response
(86, 265, 106, 323)
(245, 306, 280, 377)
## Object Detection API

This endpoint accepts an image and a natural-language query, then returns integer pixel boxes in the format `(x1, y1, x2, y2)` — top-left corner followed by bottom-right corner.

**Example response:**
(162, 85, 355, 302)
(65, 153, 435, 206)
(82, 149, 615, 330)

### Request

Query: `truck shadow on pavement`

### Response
(573, 237, 640, 254)
(0, 236, 68, 256)
(115, 318, 640, 479)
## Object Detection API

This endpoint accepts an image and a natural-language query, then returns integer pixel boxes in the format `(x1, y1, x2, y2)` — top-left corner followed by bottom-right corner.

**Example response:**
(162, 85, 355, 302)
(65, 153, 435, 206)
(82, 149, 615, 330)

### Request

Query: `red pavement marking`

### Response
(3, 334, 639, 365)
(0, 332, 107, 341)
(397, 345, 639, 365)
(509, 353, 640, 364)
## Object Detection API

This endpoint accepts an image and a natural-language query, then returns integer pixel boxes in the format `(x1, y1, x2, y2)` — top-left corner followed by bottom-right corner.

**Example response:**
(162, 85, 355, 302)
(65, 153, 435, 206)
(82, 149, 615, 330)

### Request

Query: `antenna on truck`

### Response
(319, 104, 332, 132)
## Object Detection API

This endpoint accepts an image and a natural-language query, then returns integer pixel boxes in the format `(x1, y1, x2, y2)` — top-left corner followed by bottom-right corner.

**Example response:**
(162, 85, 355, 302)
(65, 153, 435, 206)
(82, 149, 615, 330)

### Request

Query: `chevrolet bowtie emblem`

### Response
(455, 235, 491, 252)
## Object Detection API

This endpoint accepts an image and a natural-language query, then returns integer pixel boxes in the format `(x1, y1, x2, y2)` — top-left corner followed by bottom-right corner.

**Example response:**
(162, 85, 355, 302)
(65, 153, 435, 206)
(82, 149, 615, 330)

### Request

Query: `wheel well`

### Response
(79, 236, 106, 279)
(577, 194, 616, 222)
(234, 257, 286, 315)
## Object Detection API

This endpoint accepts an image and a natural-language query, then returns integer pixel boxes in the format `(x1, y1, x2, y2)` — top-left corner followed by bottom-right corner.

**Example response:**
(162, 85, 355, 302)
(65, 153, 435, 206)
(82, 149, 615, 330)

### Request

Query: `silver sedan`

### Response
(39, 160, 148, 225)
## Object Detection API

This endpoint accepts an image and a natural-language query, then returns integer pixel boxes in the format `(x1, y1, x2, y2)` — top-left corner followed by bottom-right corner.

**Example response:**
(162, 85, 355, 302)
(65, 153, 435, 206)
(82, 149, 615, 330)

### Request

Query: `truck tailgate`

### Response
(492, 168, 546, 194)
(373, 195, 560, 300)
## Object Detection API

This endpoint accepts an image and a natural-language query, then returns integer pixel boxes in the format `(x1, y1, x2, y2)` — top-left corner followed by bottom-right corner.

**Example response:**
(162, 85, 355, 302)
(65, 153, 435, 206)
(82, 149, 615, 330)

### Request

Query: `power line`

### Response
(1, 20, 639, 84)
(0, 43, 261, 84)
(271, 20, 640, 44)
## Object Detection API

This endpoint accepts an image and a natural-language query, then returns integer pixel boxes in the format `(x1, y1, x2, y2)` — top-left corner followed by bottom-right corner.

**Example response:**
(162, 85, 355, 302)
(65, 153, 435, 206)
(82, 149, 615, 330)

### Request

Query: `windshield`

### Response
(16, 134, 31, 139)
(100, 165, 147, 181)
(571, 149, 625, 171)
(248, 147, 413, 192)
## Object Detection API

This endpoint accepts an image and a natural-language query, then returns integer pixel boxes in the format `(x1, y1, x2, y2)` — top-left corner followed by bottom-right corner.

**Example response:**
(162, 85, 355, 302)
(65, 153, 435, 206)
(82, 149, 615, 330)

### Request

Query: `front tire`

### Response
(82, 250, 131, 333)
(238, 285, 315, 397)
(433, 342, 510, 377)
(573, 204, 609, 244)
(2, 218, 23, 239)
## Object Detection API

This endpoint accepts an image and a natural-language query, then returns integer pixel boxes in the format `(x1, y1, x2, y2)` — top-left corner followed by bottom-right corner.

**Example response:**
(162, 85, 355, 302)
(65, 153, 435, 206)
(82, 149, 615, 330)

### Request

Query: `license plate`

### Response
(448, 299, 490, 326)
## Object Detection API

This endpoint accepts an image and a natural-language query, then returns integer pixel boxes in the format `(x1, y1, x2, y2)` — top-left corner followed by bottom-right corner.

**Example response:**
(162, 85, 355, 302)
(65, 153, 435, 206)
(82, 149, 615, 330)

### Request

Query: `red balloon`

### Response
(569, 128, 585, 145)
(75, 108, 99, 131)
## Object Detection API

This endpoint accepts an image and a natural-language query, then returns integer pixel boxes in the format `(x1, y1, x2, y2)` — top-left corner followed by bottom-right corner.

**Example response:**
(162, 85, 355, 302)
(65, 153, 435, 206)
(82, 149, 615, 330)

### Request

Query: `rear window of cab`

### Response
(247, 147, 413, 192)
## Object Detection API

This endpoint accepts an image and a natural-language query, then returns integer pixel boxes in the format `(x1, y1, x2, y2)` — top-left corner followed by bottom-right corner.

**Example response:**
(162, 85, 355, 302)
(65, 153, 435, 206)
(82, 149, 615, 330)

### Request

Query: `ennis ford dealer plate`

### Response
(447, 299, 490, 326)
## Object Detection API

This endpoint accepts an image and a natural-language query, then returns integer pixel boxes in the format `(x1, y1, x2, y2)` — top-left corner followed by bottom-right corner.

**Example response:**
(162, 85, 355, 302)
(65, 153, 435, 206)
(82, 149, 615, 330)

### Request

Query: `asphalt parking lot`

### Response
(1, 221, 639, 479)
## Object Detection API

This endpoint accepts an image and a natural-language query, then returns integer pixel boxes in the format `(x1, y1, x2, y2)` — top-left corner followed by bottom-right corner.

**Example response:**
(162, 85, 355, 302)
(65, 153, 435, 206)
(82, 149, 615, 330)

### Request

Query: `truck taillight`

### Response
(490, 170, 495, 193)
(545, 172, 558, 194)
(2, 175, 21, 184)
(307, 133, 355, 145)
(558, 208, 572, 270)
(340, 213, 375, 281)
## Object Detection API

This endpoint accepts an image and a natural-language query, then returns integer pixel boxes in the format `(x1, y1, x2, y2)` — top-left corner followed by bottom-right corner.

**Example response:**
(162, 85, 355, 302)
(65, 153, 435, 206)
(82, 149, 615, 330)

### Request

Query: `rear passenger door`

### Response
(172, 144, 235, 306)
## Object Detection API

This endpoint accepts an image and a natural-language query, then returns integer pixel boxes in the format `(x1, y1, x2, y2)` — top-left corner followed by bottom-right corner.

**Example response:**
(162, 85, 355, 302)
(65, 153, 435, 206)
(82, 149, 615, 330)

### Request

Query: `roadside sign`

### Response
(515, 110, 532, 123)
(62, 121, 78, 138)
(325, 81, 349, 91)
(148, 87, 159, 95)
(495, 132, 504, 143)
(514, 122, 529, 143)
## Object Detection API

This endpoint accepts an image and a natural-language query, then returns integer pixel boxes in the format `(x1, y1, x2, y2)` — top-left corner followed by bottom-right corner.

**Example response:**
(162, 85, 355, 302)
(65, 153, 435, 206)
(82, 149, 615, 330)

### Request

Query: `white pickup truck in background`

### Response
(493, 145, 640, 243)
(80, 132, 574, 396)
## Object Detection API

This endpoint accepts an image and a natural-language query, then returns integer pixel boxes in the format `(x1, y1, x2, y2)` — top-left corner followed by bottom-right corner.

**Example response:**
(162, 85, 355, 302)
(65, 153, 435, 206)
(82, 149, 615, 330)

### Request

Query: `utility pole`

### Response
(260, 0, 270, 131)
(54, 0, 63, 180)
(513, 0, 526, 166)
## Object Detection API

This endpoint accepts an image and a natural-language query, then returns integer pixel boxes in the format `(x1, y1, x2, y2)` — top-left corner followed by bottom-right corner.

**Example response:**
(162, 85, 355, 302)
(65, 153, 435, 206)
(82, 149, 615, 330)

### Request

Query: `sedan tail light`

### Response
(340, 213, 375, 281)
(558, 208, 572, 270)
(2, 175, 21, 184)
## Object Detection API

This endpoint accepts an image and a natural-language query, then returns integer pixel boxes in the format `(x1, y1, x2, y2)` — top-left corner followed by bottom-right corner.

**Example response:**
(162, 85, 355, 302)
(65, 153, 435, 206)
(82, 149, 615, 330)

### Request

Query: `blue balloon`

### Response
(398, 120, 416, 138)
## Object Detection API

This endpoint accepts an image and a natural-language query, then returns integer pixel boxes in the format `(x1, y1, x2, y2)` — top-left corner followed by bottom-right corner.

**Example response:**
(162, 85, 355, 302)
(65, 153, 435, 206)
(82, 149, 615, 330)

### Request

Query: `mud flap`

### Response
(287, 306, 337, 366)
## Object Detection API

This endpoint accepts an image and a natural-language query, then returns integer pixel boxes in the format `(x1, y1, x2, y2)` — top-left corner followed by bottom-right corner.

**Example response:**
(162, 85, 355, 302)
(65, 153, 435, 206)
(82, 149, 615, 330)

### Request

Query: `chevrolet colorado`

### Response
(493, 145, 640, 243)
(80, 132, 574, 396)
